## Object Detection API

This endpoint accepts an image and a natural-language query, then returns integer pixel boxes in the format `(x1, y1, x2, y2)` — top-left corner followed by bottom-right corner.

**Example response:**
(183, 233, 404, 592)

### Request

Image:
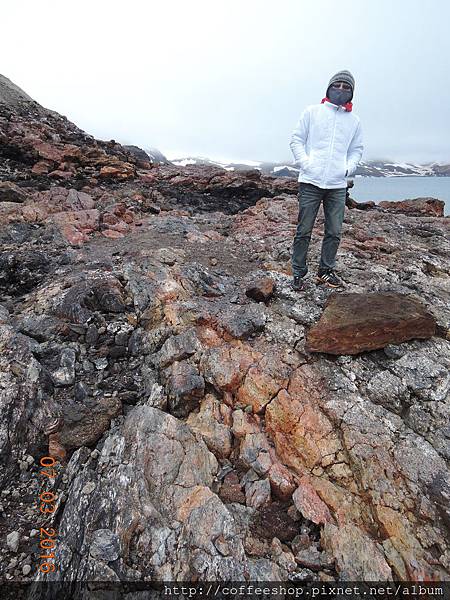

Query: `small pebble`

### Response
(81, 482, 96, 495)
(6, 531, 20, 552)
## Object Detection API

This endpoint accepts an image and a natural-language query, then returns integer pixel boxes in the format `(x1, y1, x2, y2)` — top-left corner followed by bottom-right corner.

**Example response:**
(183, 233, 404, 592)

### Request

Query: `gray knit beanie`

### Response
(327, 70, 355, 98)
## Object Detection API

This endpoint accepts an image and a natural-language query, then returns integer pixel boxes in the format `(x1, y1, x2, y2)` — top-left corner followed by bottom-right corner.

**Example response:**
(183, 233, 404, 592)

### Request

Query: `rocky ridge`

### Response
(0, 75, 449, 590)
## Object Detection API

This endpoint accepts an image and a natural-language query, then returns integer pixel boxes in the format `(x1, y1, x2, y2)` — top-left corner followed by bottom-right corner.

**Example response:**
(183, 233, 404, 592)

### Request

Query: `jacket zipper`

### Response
(322, 105, 339, 186)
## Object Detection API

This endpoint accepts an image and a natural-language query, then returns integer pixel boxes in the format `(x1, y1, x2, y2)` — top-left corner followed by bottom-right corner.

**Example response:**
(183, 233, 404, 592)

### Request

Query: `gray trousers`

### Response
(291, 182, 347, 277)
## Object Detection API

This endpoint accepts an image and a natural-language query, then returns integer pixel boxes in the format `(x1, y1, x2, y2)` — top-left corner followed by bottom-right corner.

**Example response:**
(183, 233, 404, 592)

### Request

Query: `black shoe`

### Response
(292, 275, 305, 291)
(316, 269, 344, 288)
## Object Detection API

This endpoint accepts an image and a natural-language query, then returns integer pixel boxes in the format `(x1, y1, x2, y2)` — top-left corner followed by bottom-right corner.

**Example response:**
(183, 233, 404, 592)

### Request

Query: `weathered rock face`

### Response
(1, 74, 450, 586)
(378, 197, 445, 217)
(305, 292, 437, 354)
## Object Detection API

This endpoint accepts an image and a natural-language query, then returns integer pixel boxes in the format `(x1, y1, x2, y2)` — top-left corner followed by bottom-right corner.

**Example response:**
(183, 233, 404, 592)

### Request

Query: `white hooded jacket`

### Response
(290, 100, 363, 189)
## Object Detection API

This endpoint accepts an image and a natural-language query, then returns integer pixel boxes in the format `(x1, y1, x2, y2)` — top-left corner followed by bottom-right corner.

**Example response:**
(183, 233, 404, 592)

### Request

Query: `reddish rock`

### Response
(47, 209, 100, 245)
(31, 160, 53, 175)
(59, 224, 86, 246)
(200, 343, 258, 393)
(267, 462, 297, 500)
(26, 187, 95, 218)
(292, 476, 334, 525)
(49, 169, 73, 179)
(266, 381, 340, 474)
(122, 210, 134, 224)
(379, 197, 444, 217)
(245, 479, 271, 509)
(61, 144, 83, 161)
(101, 229, 125, 239)
(34, 141, 64, 162)
(232, 409, 261, 439)
(244, 534, 271, 557)
(245, 276, 275, 302)
(140, 174, 156, 184)
(236, 353, 290, 414)
(101, 211, 130, 233)
(99, 163, 135, 180)
(102, 212, 120, 226)
(305, 292, 436, 355)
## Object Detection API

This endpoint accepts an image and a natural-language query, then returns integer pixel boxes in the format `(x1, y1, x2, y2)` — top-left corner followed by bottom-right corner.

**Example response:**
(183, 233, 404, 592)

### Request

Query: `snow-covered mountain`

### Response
(167, 156, 450, 178)
(137, 145, 449, 178)
(353, 161, 450, 177)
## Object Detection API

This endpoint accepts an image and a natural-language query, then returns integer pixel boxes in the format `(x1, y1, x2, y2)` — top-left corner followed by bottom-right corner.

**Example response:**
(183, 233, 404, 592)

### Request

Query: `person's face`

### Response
(330, 81, 352, 93)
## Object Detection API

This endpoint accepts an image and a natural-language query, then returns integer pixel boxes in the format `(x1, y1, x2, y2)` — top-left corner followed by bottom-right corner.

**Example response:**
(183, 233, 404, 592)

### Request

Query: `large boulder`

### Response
(305, 292, 436, 355)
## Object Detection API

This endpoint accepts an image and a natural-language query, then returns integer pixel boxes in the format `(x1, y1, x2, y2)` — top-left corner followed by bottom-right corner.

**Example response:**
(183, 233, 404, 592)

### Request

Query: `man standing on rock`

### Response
(290, 70, 364, 290)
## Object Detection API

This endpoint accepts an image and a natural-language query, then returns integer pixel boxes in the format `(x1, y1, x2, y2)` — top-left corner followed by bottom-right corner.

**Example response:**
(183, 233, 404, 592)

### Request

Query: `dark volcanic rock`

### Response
(345, 197, 376, 210)
(305, 292, 436, 355)
(0, 181, 27, 203)
(123, 145, 151, 163)
(163, 359, 205, 417)
(89, 528, 121, 562)
(54, 276, 126, 324)
(220, 304, 267, 339)
(59, 393, 122, 450)
(249, 502, 299, 542)
(245, 276, 275, 303)
(0, 249, 50, 297)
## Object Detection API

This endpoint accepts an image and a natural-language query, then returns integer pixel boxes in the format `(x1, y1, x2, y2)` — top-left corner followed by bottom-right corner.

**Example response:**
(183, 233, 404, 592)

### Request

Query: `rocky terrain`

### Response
(0, 74, 449, 593)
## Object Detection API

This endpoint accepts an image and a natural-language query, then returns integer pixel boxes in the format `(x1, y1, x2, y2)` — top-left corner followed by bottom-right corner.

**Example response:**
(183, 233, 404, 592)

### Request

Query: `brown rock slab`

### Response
(305, 292, 436, 355)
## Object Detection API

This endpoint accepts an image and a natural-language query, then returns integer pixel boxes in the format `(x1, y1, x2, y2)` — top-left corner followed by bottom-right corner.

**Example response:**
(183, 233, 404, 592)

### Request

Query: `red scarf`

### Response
(321, 97, 353, 112)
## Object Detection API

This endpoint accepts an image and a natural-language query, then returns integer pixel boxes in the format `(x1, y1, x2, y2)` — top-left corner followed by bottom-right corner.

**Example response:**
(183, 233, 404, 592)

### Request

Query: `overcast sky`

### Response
(2, 0, 450, 164)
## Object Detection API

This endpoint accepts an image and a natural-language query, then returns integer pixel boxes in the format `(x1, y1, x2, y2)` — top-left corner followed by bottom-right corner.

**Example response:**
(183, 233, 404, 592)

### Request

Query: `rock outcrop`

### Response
(378, 197, 445, 217)
(1, 74, 450, 589)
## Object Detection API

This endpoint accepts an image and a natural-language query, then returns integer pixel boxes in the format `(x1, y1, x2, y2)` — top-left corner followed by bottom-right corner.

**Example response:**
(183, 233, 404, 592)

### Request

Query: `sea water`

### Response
(351, 176, 450, 216)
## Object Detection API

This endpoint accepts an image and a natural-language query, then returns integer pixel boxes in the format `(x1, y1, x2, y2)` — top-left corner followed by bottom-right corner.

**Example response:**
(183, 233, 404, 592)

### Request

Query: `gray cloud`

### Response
(2, 0, 449, 164)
